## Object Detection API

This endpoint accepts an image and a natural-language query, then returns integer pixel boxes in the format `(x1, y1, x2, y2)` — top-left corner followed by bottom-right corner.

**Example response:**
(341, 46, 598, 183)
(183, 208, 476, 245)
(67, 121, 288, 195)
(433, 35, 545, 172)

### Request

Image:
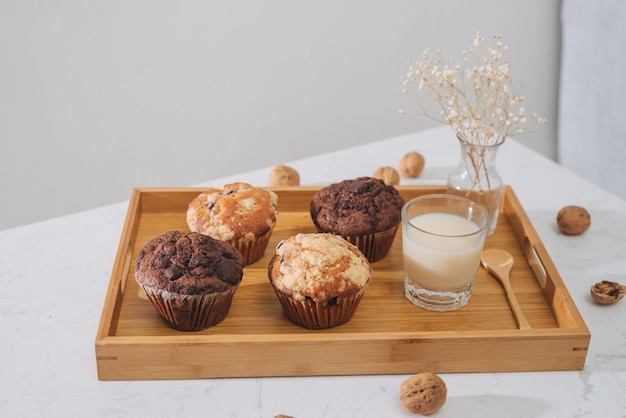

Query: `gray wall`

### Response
(0, 0, 561, 230)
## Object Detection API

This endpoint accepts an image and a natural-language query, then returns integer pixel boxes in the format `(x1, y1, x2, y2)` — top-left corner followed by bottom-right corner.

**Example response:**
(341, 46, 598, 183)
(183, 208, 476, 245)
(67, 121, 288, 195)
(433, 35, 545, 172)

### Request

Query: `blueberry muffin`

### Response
(187, 182, 279, 265)
(268, 233, 372, 329)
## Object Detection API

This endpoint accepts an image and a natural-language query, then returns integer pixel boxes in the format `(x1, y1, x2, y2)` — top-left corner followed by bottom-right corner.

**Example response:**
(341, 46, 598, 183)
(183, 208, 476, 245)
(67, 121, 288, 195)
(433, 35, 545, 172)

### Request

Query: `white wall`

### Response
(559, 0, 626, 201)
(0, 0, 561, 230)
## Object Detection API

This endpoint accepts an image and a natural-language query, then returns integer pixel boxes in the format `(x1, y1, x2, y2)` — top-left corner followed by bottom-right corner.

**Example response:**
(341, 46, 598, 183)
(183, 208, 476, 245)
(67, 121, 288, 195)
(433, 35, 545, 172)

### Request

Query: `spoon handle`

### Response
(500, 280, 532, 330)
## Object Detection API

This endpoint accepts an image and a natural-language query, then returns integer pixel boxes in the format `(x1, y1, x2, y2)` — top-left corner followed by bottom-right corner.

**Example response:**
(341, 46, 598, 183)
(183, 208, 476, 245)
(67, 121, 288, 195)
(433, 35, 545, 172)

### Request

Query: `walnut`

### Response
(590, 280, 626, 305)
(373, 166, 400, 185)
(557, 205, 591, 235)
(400, 372, 447, 415)
(268, 165, 300, 187)
(399, 152, 425, 178)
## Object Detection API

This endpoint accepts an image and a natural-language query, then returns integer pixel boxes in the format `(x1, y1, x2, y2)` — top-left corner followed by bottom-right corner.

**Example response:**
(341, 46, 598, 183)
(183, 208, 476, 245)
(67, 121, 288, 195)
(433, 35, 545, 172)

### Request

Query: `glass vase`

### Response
(447, 136, 503, 236)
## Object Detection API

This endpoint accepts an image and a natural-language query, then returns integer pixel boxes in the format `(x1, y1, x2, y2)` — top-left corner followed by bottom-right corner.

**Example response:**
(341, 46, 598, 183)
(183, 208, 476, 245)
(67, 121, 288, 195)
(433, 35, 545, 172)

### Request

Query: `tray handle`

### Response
(522, 237, 547, 290)
(522, 236, 582, 329)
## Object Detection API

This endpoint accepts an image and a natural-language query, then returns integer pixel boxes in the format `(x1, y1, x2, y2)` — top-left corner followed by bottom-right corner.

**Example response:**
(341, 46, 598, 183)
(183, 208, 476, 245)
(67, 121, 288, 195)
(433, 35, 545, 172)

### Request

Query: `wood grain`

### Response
(95, 186, 590, 380)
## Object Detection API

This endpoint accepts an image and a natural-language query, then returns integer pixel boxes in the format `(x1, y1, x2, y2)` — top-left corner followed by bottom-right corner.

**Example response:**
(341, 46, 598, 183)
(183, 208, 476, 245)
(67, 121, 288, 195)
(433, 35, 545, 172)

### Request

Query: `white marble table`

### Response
(2, 126, 625, 417)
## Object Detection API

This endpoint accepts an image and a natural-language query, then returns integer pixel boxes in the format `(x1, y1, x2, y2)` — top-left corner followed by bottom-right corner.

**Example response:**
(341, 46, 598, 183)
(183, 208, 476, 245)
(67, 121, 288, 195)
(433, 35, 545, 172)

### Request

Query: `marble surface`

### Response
(2, 126, 625, 417)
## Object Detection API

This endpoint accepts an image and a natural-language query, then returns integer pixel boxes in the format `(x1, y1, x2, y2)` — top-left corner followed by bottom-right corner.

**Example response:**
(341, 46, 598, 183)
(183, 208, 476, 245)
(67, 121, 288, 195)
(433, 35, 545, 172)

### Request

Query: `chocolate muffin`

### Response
(310, 177, 405, 262)
(268, 233, 372, 329)
(187, 182, 278, 266)
(135, 230, 244, 331)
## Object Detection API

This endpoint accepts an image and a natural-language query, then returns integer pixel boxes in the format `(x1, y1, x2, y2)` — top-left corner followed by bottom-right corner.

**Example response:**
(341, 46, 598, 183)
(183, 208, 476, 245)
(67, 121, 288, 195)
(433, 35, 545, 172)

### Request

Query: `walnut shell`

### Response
(399, 152, 425, 178)
(590, 280, 625, 305)
(268, 165, 300, 187)
(557, 206, 591, 235)
(400, 372, 447, 415)
(373, 166, 400, 186)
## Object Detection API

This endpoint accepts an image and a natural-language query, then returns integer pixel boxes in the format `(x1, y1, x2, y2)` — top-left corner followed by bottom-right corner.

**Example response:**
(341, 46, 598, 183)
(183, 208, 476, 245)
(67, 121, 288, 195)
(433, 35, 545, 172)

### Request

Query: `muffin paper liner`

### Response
(272, 287, 367, 330)
(138, 283, 239, 332)
(317, 224, 399, 263)
(234, 229, 273, 266)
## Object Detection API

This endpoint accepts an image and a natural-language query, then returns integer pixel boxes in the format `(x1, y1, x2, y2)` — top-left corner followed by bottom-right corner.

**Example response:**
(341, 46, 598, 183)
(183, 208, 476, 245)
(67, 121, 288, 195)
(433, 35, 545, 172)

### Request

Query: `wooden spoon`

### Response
(481, 249, 531, 330)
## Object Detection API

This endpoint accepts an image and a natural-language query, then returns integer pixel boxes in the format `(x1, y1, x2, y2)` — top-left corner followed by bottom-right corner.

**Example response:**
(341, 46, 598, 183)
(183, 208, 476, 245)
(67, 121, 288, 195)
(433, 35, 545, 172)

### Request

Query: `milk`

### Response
(402, 212, 484, 291)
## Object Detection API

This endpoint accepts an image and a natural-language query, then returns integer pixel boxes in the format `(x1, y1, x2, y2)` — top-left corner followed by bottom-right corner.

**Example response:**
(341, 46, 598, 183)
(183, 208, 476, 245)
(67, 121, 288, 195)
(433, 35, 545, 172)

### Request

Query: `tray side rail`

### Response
(501, 186, 590, 337)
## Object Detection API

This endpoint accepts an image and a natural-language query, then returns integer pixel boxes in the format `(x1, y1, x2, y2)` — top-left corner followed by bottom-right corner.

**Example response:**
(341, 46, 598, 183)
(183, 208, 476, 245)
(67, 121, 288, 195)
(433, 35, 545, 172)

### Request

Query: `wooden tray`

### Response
(95, 186, 590, 381)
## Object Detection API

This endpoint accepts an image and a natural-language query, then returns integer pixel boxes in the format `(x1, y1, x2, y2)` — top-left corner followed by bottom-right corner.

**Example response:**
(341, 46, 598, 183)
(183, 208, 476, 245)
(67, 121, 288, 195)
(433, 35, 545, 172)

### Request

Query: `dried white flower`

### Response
(400, 31, 545, 146)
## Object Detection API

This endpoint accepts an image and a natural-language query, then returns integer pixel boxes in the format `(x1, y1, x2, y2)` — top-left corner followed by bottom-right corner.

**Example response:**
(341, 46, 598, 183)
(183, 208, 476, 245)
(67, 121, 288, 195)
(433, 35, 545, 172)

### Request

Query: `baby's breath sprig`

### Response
(400, 32, 546, 146)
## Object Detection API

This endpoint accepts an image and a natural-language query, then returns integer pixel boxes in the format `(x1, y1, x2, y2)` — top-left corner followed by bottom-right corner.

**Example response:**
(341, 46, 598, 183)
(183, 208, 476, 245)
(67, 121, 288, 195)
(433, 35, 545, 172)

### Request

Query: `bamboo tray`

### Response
(95, 186, 590, 381)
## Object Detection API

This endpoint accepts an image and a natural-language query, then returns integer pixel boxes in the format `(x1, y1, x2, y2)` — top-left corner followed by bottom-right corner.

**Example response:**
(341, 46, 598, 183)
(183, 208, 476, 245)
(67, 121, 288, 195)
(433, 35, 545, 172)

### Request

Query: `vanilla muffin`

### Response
(268, 233, 372, 329)
(187, 183, 279, 265)
(135, 231, 244, 331)
(310, 177, 405, 262)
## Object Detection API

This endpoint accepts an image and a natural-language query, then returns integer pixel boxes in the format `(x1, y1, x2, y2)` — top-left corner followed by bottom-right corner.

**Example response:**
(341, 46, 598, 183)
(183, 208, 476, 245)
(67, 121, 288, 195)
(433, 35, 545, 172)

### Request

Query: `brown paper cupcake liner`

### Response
(273, 287, 367, 330)
(317, 224, 399, 263)
(138, 283, 239, 331)
(234, 229, 273, 266)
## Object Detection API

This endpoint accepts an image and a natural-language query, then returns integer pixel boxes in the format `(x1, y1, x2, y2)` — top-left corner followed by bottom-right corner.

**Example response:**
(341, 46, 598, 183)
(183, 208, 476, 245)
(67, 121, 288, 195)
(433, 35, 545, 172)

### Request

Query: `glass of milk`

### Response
(402, 194, 490, 312)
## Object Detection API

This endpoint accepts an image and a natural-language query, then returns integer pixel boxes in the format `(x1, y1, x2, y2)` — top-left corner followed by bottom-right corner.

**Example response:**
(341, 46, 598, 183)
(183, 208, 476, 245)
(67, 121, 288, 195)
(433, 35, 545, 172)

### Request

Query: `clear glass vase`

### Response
(447, 136, 503, 236)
